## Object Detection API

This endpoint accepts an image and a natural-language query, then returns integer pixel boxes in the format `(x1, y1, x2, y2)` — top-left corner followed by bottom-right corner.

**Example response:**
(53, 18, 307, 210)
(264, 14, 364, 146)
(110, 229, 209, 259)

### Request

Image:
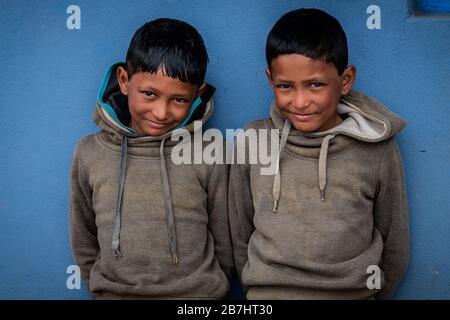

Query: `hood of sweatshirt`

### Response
(268, 90, 406, 212)
(93, 62, 216, 263)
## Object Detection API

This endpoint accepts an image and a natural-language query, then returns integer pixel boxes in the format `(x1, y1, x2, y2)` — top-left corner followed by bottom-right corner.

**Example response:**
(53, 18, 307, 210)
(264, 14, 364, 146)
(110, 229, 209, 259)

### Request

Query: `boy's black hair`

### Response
(266, 8, 348, 75)
(126, 18, 208, 84)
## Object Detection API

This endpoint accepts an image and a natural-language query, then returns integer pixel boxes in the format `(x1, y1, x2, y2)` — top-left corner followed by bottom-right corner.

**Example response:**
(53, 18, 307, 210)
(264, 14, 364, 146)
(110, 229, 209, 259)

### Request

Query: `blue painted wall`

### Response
(0, 0, 449, 299)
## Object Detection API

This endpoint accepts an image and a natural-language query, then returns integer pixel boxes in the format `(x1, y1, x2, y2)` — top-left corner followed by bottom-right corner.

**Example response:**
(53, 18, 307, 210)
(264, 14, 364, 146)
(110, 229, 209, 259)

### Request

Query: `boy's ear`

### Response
(341, 65, 356, 95)
(117, 66, 129, 96)
(265, 68, 274, 87)
(197, 82, 207, 97)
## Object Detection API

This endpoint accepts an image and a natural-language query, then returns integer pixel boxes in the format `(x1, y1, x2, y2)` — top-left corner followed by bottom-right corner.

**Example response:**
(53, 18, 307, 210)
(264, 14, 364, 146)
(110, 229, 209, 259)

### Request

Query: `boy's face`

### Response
(266, 54, 355, 133)
(117, 66, 205, 136)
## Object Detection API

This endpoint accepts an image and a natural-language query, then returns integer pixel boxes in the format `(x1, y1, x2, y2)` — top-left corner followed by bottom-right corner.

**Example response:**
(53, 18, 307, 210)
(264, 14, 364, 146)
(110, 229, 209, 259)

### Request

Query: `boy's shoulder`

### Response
(378, 136, 402, 161)
(243, 118, 267, 131)
(73, 132, 103, 161)
(76, 133, 99, 149)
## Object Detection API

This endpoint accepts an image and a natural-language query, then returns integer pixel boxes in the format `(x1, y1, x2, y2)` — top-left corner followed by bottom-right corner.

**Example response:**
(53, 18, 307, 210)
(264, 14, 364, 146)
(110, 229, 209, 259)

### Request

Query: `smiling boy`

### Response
(70, 18, 233, 299)
(229, 8, 409, 299)
(117, 68, 204, 136)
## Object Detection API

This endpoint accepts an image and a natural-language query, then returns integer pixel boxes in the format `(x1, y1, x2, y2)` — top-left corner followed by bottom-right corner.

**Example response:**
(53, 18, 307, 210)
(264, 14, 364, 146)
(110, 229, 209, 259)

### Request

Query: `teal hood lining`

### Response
(97, 63, 135, 134)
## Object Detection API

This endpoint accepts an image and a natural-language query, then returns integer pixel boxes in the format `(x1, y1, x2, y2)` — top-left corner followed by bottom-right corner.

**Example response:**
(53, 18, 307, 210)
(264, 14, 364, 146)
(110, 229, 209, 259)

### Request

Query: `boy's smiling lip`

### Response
(144, 118, 172, 129)
(290, 112, 317, 122)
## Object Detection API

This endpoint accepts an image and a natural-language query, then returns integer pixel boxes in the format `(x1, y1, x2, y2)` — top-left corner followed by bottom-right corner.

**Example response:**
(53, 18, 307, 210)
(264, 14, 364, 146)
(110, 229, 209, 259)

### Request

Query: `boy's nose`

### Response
(293, 91, 311, 110)
(152, 102, 170, 121)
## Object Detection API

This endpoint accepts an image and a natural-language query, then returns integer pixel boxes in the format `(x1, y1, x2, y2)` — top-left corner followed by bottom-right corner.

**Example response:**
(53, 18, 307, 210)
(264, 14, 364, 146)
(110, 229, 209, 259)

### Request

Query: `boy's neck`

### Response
(315, 113, 344, 133)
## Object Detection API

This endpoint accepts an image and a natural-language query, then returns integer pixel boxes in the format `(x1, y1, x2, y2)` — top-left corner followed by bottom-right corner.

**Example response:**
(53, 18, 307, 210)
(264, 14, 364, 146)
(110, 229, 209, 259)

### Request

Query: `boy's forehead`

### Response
(270, 54, 339, 79)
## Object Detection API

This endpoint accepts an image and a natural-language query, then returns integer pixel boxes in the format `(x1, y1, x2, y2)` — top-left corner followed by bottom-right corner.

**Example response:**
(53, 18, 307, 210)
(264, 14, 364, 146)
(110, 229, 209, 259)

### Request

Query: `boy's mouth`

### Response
(292, 112, 317, 122)
(145, 118, 171, 129)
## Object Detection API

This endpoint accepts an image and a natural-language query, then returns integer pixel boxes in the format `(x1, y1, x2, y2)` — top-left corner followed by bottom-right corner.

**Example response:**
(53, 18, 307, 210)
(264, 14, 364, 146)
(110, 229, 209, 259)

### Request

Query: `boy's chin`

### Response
(287, 114, 338, 133)
(287, 118, 319, 133)
(142, 126, 174, 137)
(291, 124, 316, 133)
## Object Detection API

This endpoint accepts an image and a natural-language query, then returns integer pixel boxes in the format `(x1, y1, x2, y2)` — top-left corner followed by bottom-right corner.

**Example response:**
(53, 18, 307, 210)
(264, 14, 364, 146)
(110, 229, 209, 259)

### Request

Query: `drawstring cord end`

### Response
(320, 189, 325, 202)
(272, 200, 279, 213)
(113, 249, 122, 258)
(172, 253, 178, 265)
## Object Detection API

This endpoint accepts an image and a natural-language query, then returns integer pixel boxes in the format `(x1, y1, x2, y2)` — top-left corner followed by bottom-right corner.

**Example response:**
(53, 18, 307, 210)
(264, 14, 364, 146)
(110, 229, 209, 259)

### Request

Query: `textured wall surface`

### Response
(0, 0, 449, 299)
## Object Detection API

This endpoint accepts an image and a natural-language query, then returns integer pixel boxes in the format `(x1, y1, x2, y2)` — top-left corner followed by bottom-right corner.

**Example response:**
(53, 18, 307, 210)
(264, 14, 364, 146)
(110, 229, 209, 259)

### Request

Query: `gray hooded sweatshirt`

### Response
(70, 63, 233, 299)
(229, 90, 409, 300)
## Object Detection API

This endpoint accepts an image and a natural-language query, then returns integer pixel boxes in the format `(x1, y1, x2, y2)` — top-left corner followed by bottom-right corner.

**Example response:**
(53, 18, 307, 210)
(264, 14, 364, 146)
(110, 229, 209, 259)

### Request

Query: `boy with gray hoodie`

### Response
(70, 18, 233, 299)
(229, 8, 409, 299)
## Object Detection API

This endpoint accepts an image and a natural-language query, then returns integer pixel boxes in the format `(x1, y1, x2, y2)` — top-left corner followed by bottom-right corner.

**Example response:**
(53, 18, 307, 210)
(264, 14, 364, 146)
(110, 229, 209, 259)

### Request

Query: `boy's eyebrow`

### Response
(272, 78, 294, 83)
(273, 76, 327, 83)
(138, 85, 160, 93)
(302, 77, 327, 83)
(137, 86, 193, 97)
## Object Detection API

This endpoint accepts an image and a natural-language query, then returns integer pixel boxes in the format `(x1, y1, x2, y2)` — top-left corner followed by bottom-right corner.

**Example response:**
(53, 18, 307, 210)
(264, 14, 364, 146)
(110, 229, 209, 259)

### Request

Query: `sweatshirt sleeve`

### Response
(228, 161, 255, 288)
(207, 160, 235, 281)
(374, 139, 409, 300)
(69, 141, 99, 291)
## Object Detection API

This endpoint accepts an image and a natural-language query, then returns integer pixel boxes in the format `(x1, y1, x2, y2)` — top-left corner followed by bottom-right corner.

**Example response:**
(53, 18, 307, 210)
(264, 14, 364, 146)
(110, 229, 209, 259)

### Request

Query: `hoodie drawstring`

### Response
(271, 120, 337, 211)
(159, 139, 178, 264)
(272, 119, 291, 213)
(318, 134, 335, 201)
(111, 136, 178, 264)
(112, 135, 128, 257)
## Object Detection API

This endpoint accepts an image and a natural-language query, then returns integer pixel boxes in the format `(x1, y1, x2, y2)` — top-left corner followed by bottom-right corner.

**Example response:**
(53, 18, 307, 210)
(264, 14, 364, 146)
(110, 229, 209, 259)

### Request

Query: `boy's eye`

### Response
(173, 98, 189, 104)
(142, 91, 156, 97)
(310, 82, 325, 88)
(275, 84, 292, 90)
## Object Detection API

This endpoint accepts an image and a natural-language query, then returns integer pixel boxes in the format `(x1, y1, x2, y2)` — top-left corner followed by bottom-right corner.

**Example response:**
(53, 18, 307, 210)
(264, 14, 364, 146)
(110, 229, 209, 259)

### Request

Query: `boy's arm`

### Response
(69, 142, 99, 291)
(373, 139, 409, 300)
(228, 161, 255, 288)
(206, 159, 234, 281)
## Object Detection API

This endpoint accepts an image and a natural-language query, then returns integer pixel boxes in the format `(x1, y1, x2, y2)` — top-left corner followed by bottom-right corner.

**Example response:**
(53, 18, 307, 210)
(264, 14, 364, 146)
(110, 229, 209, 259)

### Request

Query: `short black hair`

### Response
(266, 8, 348, 75)
(126, 18, 208, 84)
